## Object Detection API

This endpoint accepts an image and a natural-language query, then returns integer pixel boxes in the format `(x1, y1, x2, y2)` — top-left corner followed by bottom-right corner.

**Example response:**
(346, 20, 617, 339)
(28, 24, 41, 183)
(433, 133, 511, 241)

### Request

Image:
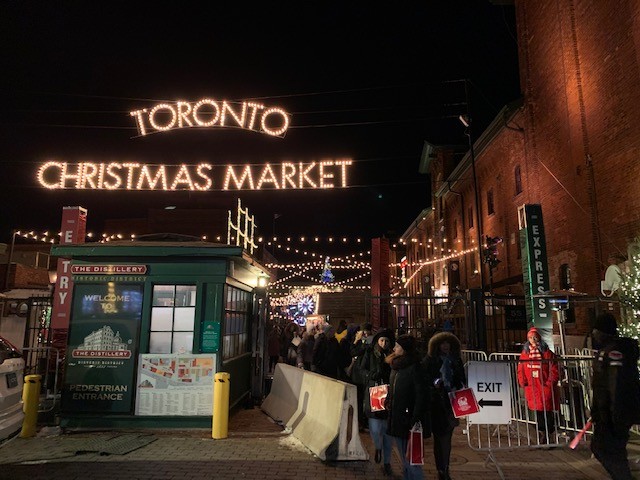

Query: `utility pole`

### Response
(461, 79, 487, 350)
(462, 80, 485, 294)
(4, 230, 17, 292)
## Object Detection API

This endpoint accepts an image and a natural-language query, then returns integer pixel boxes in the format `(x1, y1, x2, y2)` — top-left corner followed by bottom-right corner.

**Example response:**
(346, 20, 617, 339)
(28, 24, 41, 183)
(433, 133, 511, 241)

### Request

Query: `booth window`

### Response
(223, 285, 252, 360)
(149, 285, 196, 354)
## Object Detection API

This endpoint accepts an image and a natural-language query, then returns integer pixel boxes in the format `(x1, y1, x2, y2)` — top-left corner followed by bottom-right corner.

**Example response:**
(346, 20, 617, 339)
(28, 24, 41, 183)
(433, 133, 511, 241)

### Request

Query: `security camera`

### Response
(458, 115, 470, 128)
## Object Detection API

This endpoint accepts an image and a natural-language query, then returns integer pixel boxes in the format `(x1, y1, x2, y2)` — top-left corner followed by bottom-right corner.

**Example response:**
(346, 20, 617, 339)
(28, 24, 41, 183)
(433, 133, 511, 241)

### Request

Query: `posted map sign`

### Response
(467, 361, 512, 425)
(135, 354, 216, 416)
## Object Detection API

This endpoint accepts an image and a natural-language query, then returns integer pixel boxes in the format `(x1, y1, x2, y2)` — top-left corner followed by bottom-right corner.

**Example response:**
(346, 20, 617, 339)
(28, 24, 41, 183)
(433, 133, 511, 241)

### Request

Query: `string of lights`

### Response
(402, 246, 479, 287)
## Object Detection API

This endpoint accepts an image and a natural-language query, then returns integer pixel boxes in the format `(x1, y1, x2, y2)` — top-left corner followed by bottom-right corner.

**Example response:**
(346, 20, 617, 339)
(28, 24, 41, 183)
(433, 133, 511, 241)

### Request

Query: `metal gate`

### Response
(22, 296, 61, 412)
(365, 294, 472, 348)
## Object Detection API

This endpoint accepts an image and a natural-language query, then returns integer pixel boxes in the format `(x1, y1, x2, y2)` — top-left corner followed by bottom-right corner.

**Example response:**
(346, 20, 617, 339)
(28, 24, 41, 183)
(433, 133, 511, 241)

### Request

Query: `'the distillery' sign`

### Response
(37, 160, 353, 191)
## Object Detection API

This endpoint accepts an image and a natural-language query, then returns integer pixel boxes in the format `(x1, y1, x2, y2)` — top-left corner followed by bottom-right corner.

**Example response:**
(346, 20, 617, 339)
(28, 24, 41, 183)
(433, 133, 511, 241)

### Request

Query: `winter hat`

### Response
(395, 334, 416, 353)
(594, 312, 617, 336)
(372, 328, 395, 347)
(323, 324, 335, 335)
(527, 327, 541, 340)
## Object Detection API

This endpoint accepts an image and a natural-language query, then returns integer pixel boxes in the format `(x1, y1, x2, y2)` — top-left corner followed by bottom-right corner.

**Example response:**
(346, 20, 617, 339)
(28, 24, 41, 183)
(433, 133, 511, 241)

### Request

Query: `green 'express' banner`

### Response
(62, 283, 143, 413)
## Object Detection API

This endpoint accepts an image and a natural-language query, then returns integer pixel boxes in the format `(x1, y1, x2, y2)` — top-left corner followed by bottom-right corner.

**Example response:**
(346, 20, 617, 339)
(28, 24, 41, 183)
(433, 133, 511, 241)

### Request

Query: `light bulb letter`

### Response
(224, 165, 255, 190)
(37, 161, 63, 189)
(129, 109, 148, 136)
(176, 101, 194, 128)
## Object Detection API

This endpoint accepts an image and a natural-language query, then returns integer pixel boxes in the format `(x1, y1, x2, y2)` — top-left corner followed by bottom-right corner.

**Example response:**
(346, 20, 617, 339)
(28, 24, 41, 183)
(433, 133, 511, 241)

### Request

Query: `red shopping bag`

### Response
(369, 384, 388, 412)
(405, 422, 424, 465)
(449, 387, 480, 418)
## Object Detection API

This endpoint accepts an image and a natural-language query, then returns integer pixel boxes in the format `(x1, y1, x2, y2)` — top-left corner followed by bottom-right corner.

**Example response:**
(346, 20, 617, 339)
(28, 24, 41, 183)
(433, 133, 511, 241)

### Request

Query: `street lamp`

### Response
(460, 80, 488, 351)
(460, 80, 485, 294)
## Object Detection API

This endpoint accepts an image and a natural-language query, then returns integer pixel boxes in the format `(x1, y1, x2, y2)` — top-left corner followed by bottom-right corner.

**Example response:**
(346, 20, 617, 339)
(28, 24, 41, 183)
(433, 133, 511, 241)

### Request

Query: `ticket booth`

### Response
(50, 239, 269, 428)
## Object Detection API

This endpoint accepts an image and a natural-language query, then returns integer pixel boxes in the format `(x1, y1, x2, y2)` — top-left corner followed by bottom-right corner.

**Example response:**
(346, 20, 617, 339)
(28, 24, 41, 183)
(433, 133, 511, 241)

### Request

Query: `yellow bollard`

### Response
(212, 372, 230, 439)
(20, 374, 41, 438)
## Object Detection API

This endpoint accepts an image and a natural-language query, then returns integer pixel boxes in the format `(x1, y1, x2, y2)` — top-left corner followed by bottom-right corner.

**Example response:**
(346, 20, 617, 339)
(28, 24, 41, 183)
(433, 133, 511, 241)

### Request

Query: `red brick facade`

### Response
(397, 1, 640, 335)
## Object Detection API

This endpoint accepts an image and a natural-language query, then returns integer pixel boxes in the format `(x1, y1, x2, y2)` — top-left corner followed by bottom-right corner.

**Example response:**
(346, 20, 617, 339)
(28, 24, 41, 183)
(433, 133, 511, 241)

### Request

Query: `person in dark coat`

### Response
(267, 326, 281, 372)
(296, 326, 316, 371)
(350, 322, 372, 429)
(385, 334, 430, 480)
(361, 328, 395, 475)
(423, 332, 466, 480)
(590, 312, 640, 480)
(312, 324, 341, 378)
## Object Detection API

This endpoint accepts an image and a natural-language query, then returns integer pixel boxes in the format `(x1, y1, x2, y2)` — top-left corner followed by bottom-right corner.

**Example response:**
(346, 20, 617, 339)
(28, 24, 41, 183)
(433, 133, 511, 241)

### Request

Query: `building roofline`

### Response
(400, 208, 433, 240)
(434, 98, 524, 198)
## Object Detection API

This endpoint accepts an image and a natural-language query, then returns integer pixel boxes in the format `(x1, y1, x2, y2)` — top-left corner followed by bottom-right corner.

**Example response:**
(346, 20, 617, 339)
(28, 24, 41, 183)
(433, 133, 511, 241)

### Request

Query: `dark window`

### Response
(468, 206, 474, 229)
(223, 285, 252, 360)
(438, 197, 444, 220)
(487, 189, 495, 215)
(515, 165, 523, 195)
(453, 219, 458, 239)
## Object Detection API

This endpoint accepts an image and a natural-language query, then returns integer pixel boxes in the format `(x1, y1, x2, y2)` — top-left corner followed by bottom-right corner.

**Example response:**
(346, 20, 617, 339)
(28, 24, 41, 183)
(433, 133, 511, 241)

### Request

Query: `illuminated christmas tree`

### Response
(618, 248, 640, 342)
(321, 256, 334, 283)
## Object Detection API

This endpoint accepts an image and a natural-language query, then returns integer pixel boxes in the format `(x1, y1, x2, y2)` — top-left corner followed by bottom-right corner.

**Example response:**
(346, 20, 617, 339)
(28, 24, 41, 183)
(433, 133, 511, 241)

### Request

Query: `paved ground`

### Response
(1, 407, 639, 480)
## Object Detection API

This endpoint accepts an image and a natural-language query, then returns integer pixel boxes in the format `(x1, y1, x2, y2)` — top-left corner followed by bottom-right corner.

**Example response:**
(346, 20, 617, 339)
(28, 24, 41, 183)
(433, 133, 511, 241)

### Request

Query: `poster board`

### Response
(135, 354, 216, 416)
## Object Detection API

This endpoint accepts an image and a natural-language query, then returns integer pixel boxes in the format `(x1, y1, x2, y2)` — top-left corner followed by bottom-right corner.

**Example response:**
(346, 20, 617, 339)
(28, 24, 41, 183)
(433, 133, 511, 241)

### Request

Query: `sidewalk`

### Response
(0, 407, 638, 480)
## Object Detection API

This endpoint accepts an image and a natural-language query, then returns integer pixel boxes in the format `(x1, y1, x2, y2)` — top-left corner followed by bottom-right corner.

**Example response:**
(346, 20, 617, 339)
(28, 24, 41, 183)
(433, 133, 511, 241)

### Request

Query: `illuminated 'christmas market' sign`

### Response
(37, 160, 353, 191)
(129, 99, 290, 137)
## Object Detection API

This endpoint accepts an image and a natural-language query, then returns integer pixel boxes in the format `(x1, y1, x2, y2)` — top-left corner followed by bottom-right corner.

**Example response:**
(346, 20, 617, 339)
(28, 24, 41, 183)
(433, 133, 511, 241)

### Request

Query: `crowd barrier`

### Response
(261, 363, 368, 461)
(260, 362, 303, 424)
(460, 353, 598, 479)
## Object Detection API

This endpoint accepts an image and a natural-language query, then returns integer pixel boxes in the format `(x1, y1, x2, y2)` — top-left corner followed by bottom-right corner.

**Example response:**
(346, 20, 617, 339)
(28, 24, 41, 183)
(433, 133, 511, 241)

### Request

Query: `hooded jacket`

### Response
(423, 332, 466, 434)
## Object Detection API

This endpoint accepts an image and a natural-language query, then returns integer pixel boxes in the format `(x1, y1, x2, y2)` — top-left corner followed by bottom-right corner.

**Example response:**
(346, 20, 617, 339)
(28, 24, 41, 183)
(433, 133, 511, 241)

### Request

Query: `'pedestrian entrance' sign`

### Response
(467, 361, 512, 425)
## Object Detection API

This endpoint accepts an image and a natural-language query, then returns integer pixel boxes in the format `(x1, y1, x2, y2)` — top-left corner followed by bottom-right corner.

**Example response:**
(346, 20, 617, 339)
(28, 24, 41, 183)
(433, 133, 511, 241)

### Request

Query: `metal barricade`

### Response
(461, 349, 487, 363)
(464, 356, 593, 479)
(21, 346, 61, 412)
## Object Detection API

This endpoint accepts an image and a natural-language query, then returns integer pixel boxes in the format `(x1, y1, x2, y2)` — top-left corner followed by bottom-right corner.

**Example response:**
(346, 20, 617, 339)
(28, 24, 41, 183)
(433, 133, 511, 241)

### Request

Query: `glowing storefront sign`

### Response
(129, 99, 290, 137)
(37, 160, 353, 191)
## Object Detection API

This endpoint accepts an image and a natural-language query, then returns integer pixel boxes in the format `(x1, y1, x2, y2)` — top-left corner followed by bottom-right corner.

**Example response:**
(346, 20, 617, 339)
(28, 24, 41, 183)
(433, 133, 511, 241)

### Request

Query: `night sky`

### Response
(1, 2, 521, 251)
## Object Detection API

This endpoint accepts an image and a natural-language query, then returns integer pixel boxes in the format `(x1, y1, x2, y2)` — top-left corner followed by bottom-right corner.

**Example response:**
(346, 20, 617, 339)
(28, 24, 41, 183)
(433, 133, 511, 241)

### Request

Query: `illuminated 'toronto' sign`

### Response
(37, 160, 353, 191)
(129, 99, 290, 137)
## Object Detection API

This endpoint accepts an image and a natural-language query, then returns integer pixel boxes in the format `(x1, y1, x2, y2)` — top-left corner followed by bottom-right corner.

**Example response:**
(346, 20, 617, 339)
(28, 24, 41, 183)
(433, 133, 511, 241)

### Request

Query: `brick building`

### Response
(395, 1, 640, 338)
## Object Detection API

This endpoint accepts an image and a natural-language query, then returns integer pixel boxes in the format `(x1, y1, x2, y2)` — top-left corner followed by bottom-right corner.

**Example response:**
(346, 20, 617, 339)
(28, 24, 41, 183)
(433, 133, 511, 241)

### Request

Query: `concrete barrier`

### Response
(262, 363, 368, 461)
(261, 363, 303, 424)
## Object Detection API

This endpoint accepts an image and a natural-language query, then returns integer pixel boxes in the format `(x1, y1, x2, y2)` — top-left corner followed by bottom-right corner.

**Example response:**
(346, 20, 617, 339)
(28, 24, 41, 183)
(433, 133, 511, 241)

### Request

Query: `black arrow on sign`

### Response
(478, 398, 503, 407)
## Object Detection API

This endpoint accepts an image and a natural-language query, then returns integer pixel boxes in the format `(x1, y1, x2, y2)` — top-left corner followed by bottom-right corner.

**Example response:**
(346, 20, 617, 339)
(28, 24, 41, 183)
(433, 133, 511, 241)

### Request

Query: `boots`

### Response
(374, 449, 382, 463)
(437, 468, 451, 480)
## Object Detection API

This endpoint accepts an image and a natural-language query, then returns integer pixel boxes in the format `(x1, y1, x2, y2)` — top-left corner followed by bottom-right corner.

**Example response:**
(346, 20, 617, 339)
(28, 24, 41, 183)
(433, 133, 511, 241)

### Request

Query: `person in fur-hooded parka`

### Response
(422, 332, 466, 480)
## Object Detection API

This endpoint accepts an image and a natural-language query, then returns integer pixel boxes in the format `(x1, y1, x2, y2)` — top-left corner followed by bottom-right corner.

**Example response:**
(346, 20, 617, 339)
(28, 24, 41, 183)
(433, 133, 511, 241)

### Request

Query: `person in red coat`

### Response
(517, 327, 559, 444)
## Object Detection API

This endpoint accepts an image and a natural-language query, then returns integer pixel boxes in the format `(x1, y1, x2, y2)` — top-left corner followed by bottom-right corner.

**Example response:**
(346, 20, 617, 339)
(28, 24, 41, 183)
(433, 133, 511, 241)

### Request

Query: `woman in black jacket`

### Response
(361, 329, 395, 474)
(423, 332, 466, 480)
(385, 334, 430, 480)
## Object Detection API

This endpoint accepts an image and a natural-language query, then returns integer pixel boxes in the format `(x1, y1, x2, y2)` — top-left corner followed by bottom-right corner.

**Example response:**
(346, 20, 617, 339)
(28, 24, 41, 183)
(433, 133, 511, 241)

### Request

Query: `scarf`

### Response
(528, 344, 542, 360)
(439, 354, 454, 390)
(388, 352, 416, 370)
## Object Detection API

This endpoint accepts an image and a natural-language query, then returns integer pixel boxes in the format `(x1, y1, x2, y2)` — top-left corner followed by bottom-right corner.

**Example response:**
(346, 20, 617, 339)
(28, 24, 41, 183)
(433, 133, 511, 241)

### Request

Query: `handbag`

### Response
(368, 384, 388, 412)
(448, 387, 480, 418)
(405, 422, 424, 465)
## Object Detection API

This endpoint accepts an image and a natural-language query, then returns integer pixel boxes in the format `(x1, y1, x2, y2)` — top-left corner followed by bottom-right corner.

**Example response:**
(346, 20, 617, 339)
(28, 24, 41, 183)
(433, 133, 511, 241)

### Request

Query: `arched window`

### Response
(514, 165, 523, 195)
